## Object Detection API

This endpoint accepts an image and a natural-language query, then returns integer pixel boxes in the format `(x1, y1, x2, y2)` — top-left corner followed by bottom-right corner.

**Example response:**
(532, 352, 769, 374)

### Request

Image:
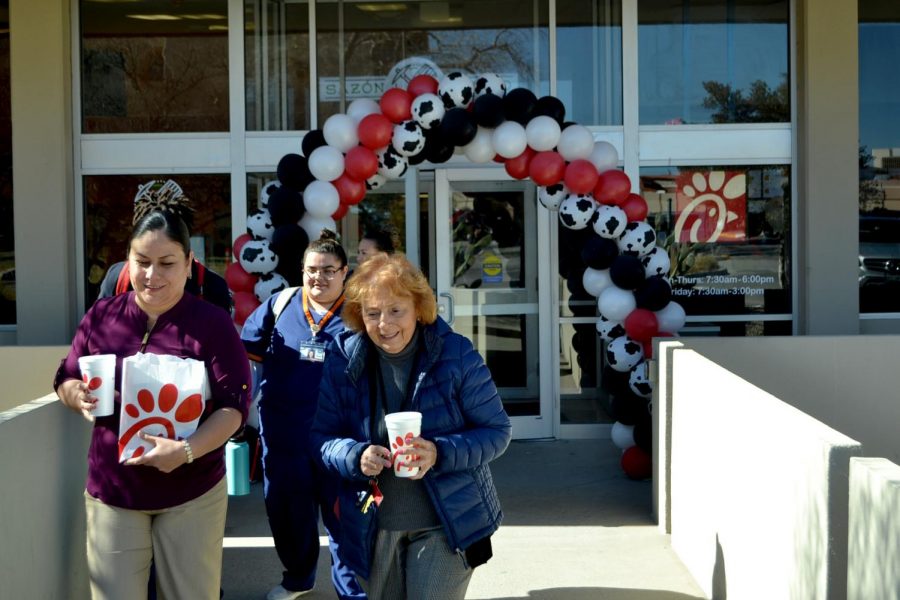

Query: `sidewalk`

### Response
(222, 439, 706, 600)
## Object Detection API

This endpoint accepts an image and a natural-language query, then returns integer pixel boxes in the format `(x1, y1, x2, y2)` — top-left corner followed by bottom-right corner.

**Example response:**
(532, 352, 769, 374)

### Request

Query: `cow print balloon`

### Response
(438, 71, 475, 109)
(629, 364, 653, 398)
(247, 210, 274, 241)
(376, 145, 409, 179)
(412, 93, 445, 130)
(239, 239, 279, 275)
(474, 73, 507, 98)
(558, 193, 597, 230)
(606, 335, 645, 373)
(391, 120, 426, 157)
(617, 221, 657, 257)
(596, 314, 626, 342)
(538, 183, 568, 210)
(593, 205, 628, 239)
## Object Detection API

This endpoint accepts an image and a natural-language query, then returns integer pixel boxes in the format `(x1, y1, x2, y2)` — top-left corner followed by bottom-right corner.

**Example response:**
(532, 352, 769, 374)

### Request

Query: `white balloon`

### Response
(303, 180, 340, 219)
(611, 421, 636, 450)
(525, 115, 561, 152)
(558, 125, 595, 161)
(298, 213, 337, 242)
(655, 301, 687, 334)
(463, 126, 496, 163)
(492, 121, 528, 158)
(323, 114, 359, 153)
(308, 145, 345, 182)
(589, 141, 619, 173)
(347, 98, 381, 123)
(598, 286, 637, 322)
(582, 267, 613, 298)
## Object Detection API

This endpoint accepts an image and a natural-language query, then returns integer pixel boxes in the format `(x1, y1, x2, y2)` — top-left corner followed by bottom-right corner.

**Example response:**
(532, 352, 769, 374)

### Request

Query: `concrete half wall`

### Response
(666, 349, 861, 600)
(0, 396, 91, 599)
(848, 458, 900, 600)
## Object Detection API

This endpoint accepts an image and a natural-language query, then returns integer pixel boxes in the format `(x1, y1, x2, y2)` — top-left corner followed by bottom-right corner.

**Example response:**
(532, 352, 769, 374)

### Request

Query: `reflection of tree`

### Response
(701, 76, 789, 123)
(84, 37, 228, 132)
(859, 145, 886, 212)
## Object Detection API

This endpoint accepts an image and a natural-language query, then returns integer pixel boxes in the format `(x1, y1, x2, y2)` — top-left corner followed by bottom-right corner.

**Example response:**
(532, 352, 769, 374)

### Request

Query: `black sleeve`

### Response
(198, 264, 233, 313)
(97, 262, 125, 300)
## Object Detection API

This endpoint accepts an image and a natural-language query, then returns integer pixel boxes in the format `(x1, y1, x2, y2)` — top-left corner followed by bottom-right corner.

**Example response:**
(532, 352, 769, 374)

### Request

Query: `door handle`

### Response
(438, 292, 454, 325)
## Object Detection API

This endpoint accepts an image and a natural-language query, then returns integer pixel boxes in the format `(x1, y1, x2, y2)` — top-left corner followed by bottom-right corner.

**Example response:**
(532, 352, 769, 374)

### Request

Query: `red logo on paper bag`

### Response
(674, 171, 746, 243)
(118, 383, 204, 459)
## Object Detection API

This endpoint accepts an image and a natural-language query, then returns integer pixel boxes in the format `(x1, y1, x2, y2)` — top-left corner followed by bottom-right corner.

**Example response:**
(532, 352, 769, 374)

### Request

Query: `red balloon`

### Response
(233, 291, 261, 327)
(357, 114, 393, 150)
(332, 202, 350, 221)
(232, 233, 253, 260)
(407, 74, 439, 97)
(225, 261, 257, 294)
(379, 87, 412, 124)
(624, 308, 659, 342)
(563, 159, 600, 195)
(642, 331, 675, 359)
(333, 173, 367, 206)
(505, 147, 535, 180)
(621, 193, 649, 222)
(528, 151, 566, 187)
(344, 146, 378, 181)
(594, 170, 632, 206)
(621, 445, 652, 480)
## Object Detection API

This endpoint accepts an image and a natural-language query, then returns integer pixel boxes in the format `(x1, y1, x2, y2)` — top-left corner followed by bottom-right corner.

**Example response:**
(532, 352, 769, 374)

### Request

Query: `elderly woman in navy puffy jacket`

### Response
(311, 253, 511, 600)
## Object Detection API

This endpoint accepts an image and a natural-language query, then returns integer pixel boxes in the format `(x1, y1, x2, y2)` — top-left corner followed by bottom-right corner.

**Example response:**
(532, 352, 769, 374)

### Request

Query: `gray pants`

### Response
(361, 526, 473, 600)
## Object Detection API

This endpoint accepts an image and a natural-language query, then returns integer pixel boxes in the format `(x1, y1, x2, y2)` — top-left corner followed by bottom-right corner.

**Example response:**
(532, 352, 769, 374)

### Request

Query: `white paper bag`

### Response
(119, 353, 209, 462)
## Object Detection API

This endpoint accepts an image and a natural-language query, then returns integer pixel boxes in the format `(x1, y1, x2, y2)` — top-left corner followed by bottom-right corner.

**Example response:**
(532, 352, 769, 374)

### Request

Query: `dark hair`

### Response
(303, 229, 348, 267)
(361, 228, 396, 254)
(128, 210, 192, 257)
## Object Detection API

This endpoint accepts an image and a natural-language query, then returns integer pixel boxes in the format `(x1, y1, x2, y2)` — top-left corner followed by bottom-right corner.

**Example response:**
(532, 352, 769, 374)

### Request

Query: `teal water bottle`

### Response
(225, 439, 250, 496)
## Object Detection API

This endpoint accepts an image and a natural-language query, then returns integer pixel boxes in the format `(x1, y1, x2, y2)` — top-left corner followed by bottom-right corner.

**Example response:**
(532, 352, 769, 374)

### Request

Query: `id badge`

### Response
(299, 340, 326, 362)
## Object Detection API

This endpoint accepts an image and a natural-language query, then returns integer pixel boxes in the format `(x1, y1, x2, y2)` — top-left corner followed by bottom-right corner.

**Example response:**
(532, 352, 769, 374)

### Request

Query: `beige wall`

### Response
(795, 0, 860, 334)
(848, 458, 900, 600)
(0, 345, 70, 411)
(0, 397, 90, 599)
(10, 0, 77, 345)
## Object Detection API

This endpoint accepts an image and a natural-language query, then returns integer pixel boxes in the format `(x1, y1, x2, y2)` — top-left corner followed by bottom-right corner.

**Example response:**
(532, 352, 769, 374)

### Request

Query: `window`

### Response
(859, 1, 900, 313)
(80, 0, 229, 133)
(638, 0, 789, 125)
(245, 0, 311, 131)
(556, 0, 622, 126)
(83, 174, 232, 305)
(315, 0, 550, 123)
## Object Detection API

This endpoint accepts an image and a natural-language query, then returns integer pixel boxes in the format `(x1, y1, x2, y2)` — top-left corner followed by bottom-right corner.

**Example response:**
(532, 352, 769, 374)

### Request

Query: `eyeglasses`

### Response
(303, 267, 342, 280)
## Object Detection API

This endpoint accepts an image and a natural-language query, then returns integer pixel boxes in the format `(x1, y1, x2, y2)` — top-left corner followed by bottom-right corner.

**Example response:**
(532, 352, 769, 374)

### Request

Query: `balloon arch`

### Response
(226, 68, 685, 479)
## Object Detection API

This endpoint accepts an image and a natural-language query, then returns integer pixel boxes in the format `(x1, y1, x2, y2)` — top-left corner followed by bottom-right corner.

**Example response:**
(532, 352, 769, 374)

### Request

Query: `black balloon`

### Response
(276, 153, 314, 191)
(581, 234, 619, 270)
(440, 108, 478, 147)
(267, 186, 304, 227)
(635, 276, 673, 311)
(609, 255, 646, 290)
(535, 95, 566, 124)
(503, 88, 537, 125)
(271, 224, 308, 286)
(607, 393, 650, 426)
(408, 148, 428, 165)
(601, 365, 631, 396)
(561, 120, 577, 130)
(424, 128, 455, 164)
(633, 417, 652, 453)
(473, 93, 505, 128)
(301, 129, 326, 157)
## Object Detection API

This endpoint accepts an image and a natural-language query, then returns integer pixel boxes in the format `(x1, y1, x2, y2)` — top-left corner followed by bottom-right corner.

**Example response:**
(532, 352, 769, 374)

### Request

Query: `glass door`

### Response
(434, 168, 553, 439)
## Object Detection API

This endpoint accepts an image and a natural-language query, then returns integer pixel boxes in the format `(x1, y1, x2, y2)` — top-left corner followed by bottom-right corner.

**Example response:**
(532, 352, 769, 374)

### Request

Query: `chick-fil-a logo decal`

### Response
(118, 383, 204, 461)
(674, 171, 746, 243)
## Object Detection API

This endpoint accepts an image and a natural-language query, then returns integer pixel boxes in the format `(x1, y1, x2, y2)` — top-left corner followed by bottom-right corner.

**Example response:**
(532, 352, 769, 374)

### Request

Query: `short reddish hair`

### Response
(342, 253, 437, 332)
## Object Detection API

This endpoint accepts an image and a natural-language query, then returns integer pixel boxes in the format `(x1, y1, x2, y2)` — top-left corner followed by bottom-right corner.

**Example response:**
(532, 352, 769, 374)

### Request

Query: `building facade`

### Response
(1, 0, 893, 438)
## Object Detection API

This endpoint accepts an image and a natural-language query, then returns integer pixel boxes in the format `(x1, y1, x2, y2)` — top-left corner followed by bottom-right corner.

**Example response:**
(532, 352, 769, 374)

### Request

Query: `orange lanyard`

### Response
(302, 288, 344, 337)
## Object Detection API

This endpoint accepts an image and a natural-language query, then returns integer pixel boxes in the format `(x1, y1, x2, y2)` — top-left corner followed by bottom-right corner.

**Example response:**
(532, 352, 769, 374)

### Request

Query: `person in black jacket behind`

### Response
(96, 180, 232, 314)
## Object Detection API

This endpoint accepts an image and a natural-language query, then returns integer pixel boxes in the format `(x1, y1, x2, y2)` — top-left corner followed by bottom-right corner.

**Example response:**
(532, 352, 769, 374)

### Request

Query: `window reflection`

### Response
(556, 0, 622, 126)
(315, 0, 550, 123)
(859, 2, 900, 313)
(84, 175, 232, 305)
(0, 1, 11, 325)
(245, 0, 311, 131)
(80, 0, 229, 133)
(638, 0, 789, 125)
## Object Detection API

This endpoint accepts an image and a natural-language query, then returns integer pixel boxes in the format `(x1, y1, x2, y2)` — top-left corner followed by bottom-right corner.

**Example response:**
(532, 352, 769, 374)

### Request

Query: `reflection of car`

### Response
(859, 215, 900, 286)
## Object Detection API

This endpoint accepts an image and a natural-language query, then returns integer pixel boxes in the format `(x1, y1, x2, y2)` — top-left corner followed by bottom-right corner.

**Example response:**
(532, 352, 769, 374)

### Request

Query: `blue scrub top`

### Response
(241, 289, 345, 450)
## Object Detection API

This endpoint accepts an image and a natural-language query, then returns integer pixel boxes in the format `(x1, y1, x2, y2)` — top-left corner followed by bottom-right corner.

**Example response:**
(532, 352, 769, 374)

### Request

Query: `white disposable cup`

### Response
(384, 411, 422, 478)
(77, 354, 117, 418)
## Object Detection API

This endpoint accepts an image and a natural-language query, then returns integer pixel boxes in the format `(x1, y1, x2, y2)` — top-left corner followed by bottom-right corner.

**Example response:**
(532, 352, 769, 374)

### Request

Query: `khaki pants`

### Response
(84, 477, 227, 600)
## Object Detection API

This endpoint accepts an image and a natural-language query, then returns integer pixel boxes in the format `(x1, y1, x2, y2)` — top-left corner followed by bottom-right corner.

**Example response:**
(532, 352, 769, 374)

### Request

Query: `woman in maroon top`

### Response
(54, 199, 251, 600)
